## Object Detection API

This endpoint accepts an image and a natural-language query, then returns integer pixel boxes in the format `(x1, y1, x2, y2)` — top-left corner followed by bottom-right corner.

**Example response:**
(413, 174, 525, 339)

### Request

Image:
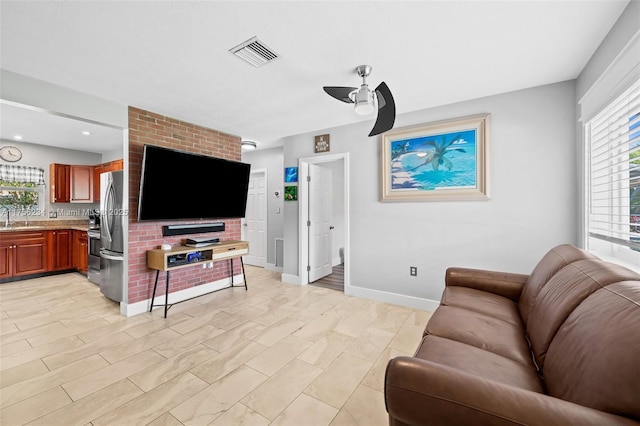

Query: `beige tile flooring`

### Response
(0, 266, 432, 426)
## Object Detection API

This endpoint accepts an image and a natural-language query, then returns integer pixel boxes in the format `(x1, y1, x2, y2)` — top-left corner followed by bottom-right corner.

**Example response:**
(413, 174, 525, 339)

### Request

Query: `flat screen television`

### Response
(138, 144, 251, 221)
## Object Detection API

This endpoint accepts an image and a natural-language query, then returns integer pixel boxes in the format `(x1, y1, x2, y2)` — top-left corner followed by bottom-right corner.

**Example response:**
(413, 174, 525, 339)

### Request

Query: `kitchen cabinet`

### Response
(50, 163, 98, 203)
(50, 163, 71, 203)
(0, 231, 48, 279)
(49, 230, 73, 271)
(93, 165, 104, 202)
(70, 166, 93, 202)
(73, 230, 88, 275)
(93, 159, 123, 201)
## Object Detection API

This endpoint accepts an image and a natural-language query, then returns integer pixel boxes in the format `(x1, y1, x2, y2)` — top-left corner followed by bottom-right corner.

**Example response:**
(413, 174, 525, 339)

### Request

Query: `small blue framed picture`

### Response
(285, 167, 298, 183)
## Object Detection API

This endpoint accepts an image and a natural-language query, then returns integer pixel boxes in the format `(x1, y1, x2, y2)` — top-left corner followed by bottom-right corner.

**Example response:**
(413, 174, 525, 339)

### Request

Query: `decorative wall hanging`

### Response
(314, 134, 330, 153)
(381, 114, 490, 202)
(284, 186, 298, 201)
(284, 167, 298, 183)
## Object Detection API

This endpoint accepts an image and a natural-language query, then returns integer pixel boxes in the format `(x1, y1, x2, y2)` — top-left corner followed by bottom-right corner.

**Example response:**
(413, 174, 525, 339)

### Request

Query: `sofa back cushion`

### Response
(526, 259, 639, 369)
(519, 244, 594, 325)
(543, 281, 640, 421)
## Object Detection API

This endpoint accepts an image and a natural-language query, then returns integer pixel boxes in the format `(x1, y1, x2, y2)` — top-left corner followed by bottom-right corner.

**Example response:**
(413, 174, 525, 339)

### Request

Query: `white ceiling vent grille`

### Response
(229, 36, 279, 67)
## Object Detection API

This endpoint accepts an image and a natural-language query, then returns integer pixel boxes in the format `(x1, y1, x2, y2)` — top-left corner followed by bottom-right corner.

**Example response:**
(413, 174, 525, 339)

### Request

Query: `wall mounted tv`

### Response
(138, 144, 251, 221)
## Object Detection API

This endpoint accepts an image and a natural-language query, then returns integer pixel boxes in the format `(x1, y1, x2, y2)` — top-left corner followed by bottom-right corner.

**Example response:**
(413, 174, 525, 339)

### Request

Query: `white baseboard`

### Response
(120, 273, 244, 317)
(265, 263, 283, 273)
(332, 257, 342, 267)
(345, 284, 440, 312)
(281, 273, 303, 285)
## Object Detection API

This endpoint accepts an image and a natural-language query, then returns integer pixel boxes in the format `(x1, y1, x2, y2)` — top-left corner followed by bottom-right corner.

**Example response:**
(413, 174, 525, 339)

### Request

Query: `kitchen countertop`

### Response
(0, 220, 89, 233)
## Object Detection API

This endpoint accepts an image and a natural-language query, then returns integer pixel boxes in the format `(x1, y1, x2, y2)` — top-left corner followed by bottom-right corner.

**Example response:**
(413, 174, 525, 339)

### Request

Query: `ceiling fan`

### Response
(323, 65, 396, 137)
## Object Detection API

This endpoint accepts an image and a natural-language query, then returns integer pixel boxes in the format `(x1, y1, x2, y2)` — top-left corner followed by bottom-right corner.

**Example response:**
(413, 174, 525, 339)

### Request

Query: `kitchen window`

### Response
(585, 78, 640, 267)
(0, 165, 45, 217)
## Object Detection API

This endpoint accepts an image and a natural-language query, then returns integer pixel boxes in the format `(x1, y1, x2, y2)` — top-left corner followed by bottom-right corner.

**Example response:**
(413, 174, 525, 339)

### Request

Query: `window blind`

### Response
(587, 78, 640, 254)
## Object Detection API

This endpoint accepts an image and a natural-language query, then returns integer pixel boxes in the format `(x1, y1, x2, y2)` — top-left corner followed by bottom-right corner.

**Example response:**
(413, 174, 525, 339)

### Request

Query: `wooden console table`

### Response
(146, 240, 249, 317)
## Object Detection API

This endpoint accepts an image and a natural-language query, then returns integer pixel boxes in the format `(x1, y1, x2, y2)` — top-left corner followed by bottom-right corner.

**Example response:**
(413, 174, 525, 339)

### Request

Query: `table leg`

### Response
(241, 256, 247, 290)
(164, 271, 170, 319)
(150, 270, 160, 312)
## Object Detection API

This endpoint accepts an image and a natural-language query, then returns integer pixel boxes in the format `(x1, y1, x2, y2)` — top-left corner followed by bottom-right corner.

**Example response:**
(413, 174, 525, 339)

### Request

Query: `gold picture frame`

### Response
(380, 114, 490, 202)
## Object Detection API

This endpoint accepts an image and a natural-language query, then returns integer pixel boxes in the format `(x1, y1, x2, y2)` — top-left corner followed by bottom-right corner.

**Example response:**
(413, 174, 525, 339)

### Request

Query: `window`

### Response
(586, 79, 640, 267)
(0, 165, 45, 219)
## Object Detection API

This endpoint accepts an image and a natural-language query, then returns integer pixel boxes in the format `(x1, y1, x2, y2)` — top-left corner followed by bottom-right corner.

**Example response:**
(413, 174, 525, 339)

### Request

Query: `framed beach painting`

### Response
(381, 114, 490, 202)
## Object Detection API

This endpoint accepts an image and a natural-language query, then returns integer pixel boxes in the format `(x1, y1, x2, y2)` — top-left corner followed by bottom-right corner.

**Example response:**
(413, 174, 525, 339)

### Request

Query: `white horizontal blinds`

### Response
(588, 78, 640, 251)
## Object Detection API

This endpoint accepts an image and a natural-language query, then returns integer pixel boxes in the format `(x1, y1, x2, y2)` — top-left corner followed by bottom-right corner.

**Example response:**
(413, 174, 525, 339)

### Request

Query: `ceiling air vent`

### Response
(229, 36, 279, 67)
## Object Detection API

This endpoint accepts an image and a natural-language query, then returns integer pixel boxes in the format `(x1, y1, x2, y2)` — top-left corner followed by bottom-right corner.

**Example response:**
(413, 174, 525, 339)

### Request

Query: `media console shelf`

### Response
(146, 240, 249, 317)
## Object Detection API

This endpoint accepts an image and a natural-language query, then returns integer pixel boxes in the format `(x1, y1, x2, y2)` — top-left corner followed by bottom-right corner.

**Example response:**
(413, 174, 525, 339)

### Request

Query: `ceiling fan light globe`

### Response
(353, 85, 375, 115)
(354, 101, 375, 115)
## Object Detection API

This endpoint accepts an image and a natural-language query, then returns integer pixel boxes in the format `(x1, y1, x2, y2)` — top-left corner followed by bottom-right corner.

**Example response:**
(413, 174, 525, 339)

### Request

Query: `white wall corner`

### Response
(345, 284, 440, 313)
(281, 273, 304, 285)
(265, 263, 283, 273)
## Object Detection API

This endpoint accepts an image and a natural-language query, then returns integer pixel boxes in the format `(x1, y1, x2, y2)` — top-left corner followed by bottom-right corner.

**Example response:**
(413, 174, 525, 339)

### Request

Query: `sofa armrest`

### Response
(445, 267, 528, 301)
(385, 357, 637, 426)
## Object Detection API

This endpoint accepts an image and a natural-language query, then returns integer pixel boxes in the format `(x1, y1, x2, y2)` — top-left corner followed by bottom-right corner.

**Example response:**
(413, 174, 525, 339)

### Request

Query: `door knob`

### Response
(329, 226, 335, 230)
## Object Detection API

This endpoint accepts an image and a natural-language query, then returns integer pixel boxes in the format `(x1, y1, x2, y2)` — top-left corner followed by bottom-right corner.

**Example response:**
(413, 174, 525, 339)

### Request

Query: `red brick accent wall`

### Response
(128, 107, 242, 304)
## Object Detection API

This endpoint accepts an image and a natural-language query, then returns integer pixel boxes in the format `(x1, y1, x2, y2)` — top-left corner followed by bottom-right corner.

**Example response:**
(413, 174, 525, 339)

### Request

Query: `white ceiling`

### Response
(0, 1, 630, 152)
(0, 103, 124, 153)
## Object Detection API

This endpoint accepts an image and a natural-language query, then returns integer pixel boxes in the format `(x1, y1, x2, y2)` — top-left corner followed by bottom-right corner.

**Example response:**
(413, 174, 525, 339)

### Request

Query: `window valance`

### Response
(0, 165, 45, 185)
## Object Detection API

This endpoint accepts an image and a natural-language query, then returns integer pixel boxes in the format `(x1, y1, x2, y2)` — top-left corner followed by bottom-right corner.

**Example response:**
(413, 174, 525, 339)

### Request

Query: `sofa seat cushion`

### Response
(441, 286, 521, 326)
(425, 305, 533, 367)
(414, 335, 544, 392)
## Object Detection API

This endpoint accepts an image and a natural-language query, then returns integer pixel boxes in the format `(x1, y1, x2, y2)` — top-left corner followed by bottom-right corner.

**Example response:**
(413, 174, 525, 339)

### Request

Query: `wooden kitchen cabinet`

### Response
(93, 159, 123, 201)
(73, 230, 88, 275)
(70, 165, 93, 202)
(0, 231, 48, 279)
(0, 239, 12, 279)
(93, 165, 104, 202)
(50, 163, 97, 203)
(50, 163, 71, 203)
(49, 230, 73, 271)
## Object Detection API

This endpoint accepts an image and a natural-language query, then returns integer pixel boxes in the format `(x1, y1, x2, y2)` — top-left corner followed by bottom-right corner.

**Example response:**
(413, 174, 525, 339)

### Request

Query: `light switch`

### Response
(275, 207, 281, 214)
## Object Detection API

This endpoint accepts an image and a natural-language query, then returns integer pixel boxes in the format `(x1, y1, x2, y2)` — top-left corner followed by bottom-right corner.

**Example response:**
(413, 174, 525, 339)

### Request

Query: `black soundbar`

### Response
(162, 222, 225, 236)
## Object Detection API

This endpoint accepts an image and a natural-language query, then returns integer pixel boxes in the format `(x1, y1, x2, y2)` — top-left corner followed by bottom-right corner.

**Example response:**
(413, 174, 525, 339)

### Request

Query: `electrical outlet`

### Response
(410, 266, 417, 276)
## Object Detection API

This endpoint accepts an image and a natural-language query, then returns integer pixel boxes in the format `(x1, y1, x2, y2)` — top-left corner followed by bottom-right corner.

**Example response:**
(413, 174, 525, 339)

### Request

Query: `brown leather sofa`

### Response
(385, 244, 640, 425)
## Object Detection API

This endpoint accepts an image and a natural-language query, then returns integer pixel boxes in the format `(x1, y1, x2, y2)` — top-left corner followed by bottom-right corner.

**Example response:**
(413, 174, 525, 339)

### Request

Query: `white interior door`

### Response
(308, 164, 332, 282)
(243, 170, 267, 266)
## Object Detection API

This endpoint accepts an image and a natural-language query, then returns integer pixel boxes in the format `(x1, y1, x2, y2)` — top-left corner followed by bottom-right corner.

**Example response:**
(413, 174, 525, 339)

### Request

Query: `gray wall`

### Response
(576, 0, 639, 104)
(1, 139, 101, 220)
(282, 80, 577, 305)
(242, 146, 284, 267)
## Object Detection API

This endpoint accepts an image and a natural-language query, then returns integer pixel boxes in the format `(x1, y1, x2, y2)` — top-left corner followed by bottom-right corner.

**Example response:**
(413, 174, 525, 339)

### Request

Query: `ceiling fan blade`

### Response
(369, 82, 396, 137)
(323, 86, 357, 103)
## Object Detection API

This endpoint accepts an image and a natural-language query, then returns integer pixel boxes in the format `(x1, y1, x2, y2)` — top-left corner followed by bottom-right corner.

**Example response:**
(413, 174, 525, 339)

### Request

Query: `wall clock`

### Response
(0, 146, 22, 162)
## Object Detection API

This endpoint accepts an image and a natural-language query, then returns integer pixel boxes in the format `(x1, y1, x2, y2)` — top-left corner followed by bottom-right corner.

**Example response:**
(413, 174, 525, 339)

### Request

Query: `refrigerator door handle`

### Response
(104, 182, 115, 243)
(100, 250, 124, 261)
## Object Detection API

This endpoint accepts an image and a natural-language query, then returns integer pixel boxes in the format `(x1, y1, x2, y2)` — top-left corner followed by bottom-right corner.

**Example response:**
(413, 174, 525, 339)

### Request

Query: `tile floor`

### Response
(0, 266, 432, 425)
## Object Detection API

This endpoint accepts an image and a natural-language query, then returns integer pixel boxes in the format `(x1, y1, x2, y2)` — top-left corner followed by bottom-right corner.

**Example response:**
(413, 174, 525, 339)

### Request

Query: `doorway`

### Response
(298, 153, 349, 291)
(243, 169, 267, 267)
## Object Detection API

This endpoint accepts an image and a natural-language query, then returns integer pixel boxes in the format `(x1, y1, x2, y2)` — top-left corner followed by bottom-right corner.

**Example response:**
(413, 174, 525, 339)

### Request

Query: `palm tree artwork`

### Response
(408, 133, 466, 172)
(390, 128, 477, 191)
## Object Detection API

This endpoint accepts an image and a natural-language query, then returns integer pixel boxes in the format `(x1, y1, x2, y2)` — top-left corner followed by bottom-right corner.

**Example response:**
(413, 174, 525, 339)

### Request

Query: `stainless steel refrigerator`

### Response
(100, 170, 124, 302)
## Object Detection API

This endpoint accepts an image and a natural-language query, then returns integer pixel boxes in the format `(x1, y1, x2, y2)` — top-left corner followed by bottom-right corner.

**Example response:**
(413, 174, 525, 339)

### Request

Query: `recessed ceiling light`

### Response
(82, 131, 91, 135)
(14, 135, 23, 140)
